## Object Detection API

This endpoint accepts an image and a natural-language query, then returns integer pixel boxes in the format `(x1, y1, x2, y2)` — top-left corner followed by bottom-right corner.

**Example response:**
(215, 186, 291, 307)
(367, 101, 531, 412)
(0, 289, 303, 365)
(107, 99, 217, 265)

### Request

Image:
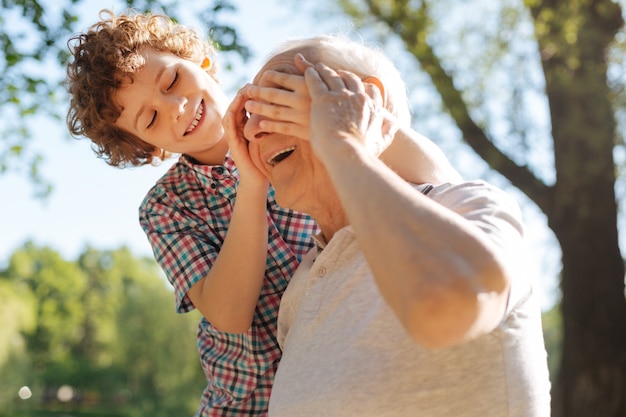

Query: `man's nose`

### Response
(243, 113, 269, 142)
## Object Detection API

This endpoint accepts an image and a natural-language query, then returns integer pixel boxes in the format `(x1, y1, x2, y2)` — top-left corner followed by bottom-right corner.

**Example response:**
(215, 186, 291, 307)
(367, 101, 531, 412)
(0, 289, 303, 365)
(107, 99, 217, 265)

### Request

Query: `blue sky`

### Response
(0, 0, 561, 309)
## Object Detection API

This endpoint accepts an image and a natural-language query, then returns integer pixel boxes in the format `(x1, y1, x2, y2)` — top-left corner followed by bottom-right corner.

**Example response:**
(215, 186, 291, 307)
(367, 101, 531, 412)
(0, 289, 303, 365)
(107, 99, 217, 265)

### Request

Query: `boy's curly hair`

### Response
(66, 9, 218, 167)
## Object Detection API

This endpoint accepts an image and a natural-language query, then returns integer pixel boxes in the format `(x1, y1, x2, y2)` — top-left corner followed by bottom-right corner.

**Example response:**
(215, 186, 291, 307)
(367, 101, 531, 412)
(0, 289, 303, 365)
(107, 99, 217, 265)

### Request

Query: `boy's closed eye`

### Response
(147, 111, 157, 129)
(167, 71, 179, 90)
(146, 71, 180, 129)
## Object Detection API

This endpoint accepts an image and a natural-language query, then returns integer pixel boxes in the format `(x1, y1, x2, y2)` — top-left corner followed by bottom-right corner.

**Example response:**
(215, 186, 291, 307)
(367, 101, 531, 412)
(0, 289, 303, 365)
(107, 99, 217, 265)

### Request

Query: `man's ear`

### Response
(362, 76, 385, 106)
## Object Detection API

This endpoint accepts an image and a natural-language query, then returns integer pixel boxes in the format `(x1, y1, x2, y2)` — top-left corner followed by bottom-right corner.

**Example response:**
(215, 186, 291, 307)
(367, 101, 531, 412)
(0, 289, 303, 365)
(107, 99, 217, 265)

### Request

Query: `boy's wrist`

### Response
(236, 178, 269, 198)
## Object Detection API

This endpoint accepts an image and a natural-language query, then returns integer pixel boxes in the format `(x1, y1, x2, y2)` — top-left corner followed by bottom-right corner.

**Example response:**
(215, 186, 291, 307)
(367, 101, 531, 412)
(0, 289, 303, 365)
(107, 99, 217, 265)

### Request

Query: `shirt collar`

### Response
(312, 232, 327, 251)
(179, 151, 238, 179)
(312, 225, 355, 253)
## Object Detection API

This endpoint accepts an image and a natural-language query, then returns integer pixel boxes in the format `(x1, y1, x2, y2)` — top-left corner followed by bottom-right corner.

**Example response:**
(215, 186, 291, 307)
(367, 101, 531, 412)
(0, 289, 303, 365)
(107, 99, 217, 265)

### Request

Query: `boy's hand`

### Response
(223, 87, 268, 189)
(244, 69, 311, 141)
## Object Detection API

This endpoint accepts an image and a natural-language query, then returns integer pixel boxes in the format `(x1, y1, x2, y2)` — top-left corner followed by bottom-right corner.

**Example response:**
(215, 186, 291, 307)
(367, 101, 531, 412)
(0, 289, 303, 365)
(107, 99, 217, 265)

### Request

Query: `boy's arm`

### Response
(380, 125, 462, 185)
(187, 92, 269, 334)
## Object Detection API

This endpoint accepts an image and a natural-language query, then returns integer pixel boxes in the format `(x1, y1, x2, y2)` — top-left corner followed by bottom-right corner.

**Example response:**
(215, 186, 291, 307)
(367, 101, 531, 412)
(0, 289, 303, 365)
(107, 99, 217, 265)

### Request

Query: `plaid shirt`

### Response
(139, 153, 317, 416)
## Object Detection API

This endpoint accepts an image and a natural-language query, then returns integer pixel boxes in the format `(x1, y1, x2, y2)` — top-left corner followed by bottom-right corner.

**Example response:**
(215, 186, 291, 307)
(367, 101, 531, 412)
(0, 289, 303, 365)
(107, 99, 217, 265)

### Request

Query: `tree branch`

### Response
(365, 0, 553, 213)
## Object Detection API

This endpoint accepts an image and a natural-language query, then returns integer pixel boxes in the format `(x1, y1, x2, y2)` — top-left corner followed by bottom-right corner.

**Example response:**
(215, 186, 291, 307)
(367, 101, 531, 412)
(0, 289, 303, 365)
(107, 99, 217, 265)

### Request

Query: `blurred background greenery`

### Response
(1, 243, 205, 416)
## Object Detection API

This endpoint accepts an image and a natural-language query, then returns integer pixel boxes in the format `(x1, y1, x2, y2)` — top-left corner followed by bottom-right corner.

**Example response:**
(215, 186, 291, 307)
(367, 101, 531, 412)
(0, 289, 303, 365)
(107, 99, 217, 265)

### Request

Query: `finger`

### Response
(223, 109, 244, 153)
(224, 102, 249, 159)
(244, 100, 302, 124)
(222, 110, 235, 144)
(304, 66, 329, 98)
(258, 119, 310, 141)
(257, 70, 306, 93)
(294, 53, 314, 74)
(246, 84, 293, 107)
(313, 63, 345, 91)
(226, 87, 249, 116)
(378, 108, 400, 149)
(246, 84, 308, 117)
(336, 70, 365, 94)
(363, 82, 384, 108)
(223, 91, 248, 139)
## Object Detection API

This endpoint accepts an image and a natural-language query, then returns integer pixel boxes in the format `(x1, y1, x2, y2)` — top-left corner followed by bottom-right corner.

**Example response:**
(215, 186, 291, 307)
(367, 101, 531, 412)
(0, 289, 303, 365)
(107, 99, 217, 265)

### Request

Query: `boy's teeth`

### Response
(186, 105, 203, 133)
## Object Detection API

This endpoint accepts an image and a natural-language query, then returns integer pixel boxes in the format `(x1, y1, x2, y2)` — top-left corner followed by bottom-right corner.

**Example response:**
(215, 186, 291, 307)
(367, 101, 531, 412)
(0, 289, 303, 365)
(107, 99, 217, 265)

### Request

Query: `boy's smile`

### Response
(185, 101, 205, 135)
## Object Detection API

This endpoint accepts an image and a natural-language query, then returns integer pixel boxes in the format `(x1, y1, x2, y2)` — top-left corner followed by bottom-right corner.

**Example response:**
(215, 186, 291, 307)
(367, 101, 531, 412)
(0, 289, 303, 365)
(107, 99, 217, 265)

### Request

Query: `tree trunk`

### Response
(551, 212, 626, 417)
(529, 1, 626, 416)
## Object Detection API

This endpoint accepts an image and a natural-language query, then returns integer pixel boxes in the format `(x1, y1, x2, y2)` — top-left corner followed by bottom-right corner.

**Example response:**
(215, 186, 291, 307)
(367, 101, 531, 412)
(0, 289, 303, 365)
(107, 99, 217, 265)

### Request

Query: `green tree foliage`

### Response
(0, 0, 248, 198)
(0, 243, 205, 416)
(335, 0, 626, 416)
(0, 278, 37, 410)
(541, 303, 563, 383)
(0, 278, 36, 364)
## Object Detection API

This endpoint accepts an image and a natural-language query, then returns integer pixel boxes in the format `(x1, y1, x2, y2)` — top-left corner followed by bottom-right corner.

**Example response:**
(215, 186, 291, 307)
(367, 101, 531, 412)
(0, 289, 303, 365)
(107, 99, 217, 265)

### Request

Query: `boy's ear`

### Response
(201, 57, 212, 70)
(362, 76, 385, 106)
(151, 147, 164, 159)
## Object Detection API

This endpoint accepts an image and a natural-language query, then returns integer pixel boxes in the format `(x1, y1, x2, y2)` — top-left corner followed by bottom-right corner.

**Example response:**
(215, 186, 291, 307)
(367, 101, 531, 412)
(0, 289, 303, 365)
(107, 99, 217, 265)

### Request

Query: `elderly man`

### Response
(236, 35, 551, 417)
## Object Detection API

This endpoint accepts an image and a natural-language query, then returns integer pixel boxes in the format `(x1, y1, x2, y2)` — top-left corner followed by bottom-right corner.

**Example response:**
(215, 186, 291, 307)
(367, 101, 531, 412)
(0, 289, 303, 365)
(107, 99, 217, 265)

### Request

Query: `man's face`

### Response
(244, 50, 333, 212)
(113, 47, 229, 164)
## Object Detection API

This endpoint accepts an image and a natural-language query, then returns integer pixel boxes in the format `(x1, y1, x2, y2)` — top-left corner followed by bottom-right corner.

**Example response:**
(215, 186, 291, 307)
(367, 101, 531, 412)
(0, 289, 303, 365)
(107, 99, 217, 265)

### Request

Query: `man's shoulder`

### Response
(419, 180, 516, 206)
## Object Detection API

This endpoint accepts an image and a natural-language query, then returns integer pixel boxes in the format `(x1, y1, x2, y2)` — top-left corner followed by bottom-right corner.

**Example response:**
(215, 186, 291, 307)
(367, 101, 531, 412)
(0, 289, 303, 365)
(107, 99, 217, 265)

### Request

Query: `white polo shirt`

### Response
(269, 181, 551, 417)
